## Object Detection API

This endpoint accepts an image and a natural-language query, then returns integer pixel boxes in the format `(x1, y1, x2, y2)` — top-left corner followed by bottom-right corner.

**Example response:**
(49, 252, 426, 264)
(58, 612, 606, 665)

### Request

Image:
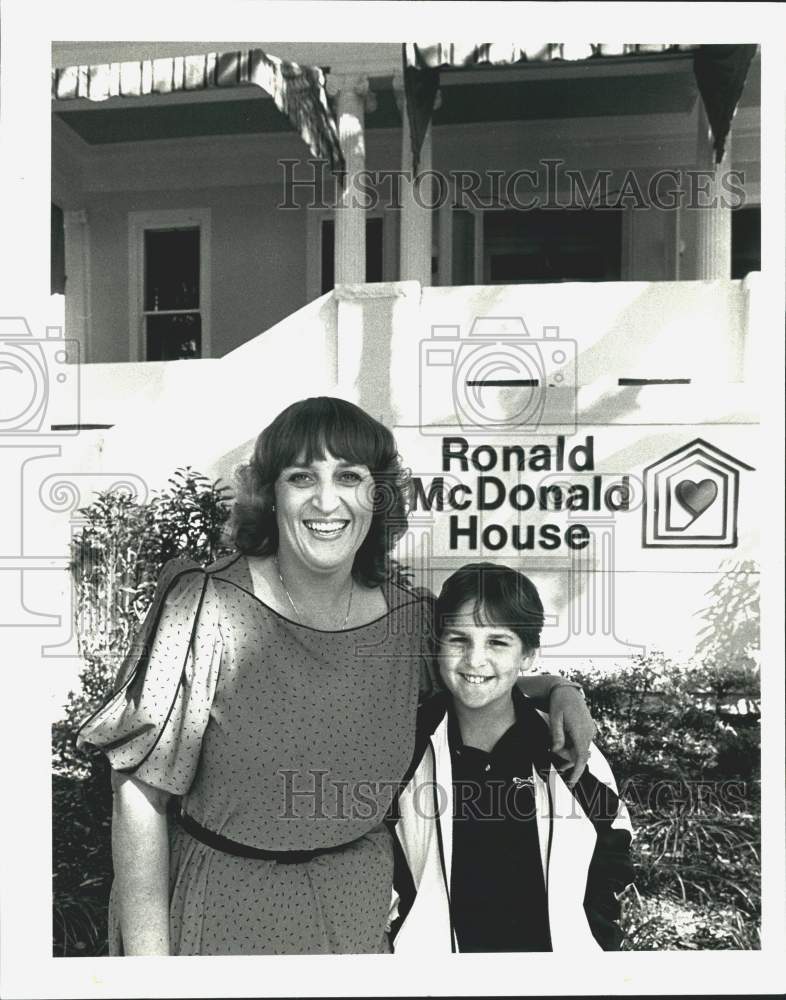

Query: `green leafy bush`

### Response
(52, 769, 112, 956)
(569, 563, 760, 951)
(574, 654, 761, 951)
(620, 887, 761, 950)
(52, 469, 233, 956)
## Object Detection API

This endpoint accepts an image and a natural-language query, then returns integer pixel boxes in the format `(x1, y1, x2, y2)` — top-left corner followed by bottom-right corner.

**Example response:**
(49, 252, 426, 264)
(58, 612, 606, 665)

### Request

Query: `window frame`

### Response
(480, 207, 623, 285)
(128, 208, 211, 362)
(305, 207, 394, 300)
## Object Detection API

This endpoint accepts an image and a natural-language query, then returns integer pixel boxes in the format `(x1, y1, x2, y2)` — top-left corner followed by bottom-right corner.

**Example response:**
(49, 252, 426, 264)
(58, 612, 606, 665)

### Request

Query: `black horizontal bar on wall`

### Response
(50, 424, 115, 431)
(465, 380, 540, 387)
(618, 378, 692, 386)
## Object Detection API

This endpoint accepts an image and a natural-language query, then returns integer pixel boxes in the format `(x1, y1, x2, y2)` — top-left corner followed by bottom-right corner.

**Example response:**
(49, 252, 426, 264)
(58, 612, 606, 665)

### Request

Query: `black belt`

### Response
(178, 811, 354, 864)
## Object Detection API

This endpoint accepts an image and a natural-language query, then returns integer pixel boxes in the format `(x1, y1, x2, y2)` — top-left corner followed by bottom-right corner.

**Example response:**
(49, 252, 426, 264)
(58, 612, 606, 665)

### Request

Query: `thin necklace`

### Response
(274, 557, 354, 629)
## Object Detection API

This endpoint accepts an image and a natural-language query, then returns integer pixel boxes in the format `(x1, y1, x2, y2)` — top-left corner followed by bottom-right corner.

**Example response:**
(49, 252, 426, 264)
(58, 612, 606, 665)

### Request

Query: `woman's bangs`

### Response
(273, 399, 385, 471)
(317, 412, 384, 470)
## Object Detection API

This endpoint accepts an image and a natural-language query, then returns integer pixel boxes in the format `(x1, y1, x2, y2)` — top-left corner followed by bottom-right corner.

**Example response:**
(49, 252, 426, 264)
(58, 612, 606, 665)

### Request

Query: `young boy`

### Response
(389, 562, 633, 954)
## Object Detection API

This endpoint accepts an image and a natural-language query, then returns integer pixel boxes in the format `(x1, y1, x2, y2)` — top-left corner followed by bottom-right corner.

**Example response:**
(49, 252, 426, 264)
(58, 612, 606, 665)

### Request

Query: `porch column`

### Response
(326, 74, 375, 285)
(63, 209, 91, 364)
(685, 100, 733, 280)
(394, 74, 437, 286)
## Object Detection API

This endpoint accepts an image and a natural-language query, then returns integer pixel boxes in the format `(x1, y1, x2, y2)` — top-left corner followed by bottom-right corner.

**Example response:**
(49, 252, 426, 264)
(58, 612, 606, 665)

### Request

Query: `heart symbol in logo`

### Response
(674, 479, 718, 521)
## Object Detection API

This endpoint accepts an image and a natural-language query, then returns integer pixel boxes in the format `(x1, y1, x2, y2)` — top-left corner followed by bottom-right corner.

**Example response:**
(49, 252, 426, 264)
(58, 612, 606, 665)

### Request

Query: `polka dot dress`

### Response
(78, 553, 428, 955)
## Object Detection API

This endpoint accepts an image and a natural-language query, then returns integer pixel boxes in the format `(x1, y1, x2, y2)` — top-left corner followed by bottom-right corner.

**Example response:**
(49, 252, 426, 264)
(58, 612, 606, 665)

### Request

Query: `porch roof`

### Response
(51, 48, 345, 172)
(52, 43, 758, 175)
(53, 63, 707, 145)
(404, 43, 759, 170)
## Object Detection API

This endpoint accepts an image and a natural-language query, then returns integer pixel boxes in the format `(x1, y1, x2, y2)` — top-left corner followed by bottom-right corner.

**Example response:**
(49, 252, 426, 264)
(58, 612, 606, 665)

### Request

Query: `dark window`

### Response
(483, 209, 622, 284)
(51, 204, 65, 295)
(451, 209, 475, 285)
(731, 206, 761, 279)
(143, 228, 201, 360)
(320, 217, 384, 294)
(145, 314, 201, 362)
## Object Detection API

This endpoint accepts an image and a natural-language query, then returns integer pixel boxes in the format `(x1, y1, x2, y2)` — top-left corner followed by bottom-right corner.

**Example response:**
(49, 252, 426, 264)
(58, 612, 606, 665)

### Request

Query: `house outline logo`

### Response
(642, 438, 754, 548)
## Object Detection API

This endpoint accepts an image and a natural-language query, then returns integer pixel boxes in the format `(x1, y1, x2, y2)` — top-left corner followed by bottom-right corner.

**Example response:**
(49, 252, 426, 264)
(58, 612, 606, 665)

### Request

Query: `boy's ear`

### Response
(518, 649, 538, 675)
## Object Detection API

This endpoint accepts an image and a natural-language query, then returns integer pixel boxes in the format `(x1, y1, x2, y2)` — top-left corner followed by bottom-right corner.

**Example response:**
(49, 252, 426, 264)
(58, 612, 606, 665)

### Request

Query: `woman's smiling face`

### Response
(274, 450, 374, 575)
(438, 602, 535, 712)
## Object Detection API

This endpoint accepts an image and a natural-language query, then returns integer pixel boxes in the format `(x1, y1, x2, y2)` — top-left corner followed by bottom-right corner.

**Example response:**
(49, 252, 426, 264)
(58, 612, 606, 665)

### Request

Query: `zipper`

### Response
(545, 774, 554, 892)
(544, 769, 555, 949)
(429, 738, 457, 953)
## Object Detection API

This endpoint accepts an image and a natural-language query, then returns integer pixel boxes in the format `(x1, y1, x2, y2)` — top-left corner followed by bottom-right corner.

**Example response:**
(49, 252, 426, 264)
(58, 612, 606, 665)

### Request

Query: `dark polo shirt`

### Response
(447, 690, 552, 952)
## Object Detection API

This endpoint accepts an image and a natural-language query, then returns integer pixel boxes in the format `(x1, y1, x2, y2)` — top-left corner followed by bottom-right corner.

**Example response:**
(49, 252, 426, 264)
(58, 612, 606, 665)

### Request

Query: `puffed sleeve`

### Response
(76, 558, 223, 796)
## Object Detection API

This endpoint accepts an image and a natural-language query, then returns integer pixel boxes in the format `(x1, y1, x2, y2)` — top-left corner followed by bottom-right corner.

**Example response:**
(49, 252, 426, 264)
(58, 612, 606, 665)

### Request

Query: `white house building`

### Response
(51, 41, 760, 369)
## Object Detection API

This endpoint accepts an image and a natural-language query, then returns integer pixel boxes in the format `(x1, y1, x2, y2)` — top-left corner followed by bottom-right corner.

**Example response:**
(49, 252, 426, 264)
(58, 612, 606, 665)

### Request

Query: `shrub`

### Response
(52, 769, 112, 956)
(566, 564, 761, 951)
(620, 886, 760, 950)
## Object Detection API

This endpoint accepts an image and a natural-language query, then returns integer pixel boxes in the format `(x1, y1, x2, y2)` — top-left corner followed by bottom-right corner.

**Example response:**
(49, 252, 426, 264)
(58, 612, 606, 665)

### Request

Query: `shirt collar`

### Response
(446, 685, 551, 768)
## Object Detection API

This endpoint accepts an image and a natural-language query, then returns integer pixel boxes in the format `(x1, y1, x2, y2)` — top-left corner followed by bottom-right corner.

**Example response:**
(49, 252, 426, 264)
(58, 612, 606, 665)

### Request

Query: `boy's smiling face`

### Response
(438, 601, 536, 712)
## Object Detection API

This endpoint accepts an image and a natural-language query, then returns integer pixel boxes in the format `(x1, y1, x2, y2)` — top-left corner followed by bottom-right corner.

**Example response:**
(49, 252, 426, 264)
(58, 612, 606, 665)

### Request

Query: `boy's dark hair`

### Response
(434, 562, 545, 653)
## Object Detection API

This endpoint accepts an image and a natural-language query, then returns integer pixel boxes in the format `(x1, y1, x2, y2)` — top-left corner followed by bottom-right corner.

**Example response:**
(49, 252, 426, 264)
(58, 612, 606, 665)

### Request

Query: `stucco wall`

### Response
(32, 274, 759, 711)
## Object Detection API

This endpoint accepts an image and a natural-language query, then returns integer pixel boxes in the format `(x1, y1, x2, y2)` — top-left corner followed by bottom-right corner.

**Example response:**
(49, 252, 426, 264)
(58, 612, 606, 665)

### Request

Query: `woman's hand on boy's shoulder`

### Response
(515, 675, 596, 785)
(547, 684, 596, 786)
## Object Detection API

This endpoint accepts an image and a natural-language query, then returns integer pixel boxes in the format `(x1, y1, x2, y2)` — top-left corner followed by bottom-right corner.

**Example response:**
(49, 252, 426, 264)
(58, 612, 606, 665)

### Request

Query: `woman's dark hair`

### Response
(230, 397, 410, 587)
(434, 562, 545, 653)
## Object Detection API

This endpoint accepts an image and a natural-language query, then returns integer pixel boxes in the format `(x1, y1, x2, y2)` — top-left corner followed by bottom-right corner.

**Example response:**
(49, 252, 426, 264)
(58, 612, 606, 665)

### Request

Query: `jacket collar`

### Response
(418, 685, 553, 774)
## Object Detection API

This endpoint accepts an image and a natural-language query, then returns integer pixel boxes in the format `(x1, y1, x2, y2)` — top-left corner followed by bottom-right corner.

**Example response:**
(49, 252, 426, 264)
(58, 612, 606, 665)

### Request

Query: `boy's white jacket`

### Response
(389, 692, 634, 954)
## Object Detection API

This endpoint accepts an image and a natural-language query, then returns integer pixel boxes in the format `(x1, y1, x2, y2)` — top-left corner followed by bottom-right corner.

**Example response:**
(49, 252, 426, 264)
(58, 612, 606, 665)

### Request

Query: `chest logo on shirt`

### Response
(511, 776, 534, 789)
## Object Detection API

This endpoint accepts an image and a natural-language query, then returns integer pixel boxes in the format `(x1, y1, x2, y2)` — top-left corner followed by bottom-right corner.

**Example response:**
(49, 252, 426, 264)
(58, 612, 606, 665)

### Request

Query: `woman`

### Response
(78, 396, 595, 956)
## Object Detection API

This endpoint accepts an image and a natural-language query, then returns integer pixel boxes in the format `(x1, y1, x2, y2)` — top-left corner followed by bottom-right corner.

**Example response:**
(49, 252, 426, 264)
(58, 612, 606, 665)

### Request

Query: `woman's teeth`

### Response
(303, 519, 348, 539)
(460, 673, 493, 685)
